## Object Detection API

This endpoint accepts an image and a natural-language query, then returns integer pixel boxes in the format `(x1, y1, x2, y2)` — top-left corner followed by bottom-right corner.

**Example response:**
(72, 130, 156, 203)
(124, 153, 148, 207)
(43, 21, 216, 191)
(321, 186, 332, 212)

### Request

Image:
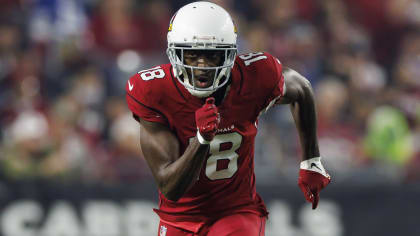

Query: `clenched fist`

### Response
(298, 157, 331, 209)
(195, 97, 220, 144)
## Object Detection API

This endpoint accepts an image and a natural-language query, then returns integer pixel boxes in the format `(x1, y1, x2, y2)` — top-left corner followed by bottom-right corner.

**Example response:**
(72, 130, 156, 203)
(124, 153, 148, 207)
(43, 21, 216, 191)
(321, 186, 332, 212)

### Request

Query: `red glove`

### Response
(298, 157, 331, 210)
(195, 97, 220, 144)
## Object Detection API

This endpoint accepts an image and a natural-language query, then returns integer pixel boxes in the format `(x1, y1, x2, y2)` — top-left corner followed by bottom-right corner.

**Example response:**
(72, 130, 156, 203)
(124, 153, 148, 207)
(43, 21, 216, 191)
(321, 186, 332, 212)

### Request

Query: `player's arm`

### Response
(139, 119, 209, 202)
(276, 67, 319, 160)
(277, 67, 330, 209)
(138, 97, 219, 202)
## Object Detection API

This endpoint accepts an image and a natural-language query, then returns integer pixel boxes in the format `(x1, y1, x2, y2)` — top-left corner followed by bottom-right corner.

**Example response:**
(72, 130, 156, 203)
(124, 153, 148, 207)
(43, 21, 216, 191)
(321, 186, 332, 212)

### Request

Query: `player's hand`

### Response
(298, 157, 331, 210)
(195, 97, 220, 143)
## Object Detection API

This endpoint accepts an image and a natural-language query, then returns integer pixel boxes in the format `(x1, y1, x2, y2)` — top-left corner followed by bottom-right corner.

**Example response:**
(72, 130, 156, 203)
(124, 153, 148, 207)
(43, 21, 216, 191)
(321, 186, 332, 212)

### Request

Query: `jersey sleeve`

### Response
(125, 73, 168, 126)
(259, 53, 285, 114)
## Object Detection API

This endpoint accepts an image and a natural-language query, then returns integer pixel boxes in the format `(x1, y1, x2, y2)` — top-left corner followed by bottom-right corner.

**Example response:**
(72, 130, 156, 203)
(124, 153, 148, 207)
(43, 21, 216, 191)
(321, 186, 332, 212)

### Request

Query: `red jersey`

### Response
(126, 52, 285, 232)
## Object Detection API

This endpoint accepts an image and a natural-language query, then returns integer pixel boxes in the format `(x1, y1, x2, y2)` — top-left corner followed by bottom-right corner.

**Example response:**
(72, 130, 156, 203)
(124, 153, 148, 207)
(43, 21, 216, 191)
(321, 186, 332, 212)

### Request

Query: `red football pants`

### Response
(157, 213, 266, 236)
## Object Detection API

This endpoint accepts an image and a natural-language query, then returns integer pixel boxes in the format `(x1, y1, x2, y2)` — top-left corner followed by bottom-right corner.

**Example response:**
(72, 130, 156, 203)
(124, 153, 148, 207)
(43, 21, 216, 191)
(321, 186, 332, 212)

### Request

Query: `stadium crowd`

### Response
(0, 0, 419, 184)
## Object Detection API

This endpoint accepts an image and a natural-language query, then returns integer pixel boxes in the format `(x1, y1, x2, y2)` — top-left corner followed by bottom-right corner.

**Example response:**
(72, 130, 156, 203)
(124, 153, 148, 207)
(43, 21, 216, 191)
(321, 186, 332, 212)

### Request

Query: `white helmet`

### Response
(167, 1, 237, 97)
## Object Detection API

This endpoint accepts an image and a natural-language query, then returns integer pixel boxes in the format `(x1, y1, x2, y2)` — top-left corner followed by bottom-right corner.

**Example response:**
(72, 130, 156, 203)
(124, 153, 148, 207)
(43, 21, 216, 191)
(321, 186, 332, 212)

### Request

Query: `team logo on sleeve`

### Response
(128, 80, 134, 91)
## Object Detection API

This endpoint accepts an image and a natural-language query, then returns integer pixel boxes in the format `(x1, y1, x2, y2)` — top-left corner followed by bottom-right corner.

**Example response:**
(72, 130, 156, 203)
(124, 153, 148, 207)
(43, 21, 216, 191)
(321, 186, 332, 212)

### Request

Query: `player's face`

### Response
(183, 50, 224, 88)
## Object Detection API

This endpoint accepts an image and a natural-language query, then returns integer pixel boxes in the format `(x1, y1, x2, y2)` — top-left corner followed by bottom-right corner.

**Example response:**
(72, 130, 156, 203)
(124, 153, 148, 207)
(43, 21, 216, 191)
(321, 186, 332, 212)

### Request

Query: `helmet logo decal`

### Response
(168, 12, 178, 32)
(233, 20, 238, 34)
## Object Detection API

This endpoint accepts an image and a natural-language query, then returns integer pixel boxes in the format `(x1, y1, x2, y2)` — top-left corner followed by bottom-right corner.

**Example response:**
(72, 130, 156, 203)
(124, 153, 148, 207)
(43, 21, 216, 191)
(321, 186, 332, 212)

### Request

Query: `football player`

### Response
(126, 2, 331, 235)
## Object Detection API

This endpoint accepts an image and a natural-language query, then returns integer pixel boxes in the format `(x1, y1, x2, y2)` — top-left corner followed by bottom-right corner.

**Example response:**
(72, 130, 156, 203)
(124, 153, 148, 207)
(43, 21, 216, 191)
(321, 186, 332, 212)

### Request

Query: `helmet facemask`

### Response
(167, 43, 237, 97)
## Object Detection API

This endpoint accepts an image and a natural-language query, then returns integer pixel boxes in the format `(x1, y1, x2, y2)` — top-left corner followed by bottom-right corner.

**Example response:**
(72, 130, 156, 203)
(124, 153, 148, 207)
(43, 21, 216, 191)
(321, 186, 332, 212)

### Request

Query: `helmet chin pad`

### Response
(187, 86, 215, 98)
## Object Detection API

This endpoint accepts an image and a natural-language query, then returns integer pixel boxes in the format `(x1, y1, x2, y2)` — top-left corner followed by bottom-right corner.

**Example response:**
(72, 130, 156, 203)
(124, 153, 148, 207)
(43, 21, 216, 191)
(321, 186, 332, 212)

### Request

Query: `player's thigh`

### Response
(206, 213, 266, 236)
(157, 221, 194, 236)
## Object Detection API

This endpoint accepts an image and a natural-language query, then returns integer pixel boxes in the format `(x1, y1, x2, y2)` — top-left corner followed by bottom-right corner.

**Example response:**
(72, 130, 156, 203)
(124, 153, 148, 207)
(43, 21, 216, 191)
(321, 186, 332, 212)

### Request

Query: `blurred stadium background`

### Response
(0, 0, 419, 235)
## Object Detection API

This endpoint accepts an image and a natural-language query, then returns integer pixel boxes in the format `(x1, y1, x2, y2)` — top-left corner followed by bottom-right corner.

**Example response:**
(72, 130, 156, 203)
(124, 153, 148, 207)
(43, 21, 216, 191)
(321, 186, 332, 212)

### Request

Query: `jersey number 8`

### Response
(206, 132, 243, 180)
(138, 66, 165, 81)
